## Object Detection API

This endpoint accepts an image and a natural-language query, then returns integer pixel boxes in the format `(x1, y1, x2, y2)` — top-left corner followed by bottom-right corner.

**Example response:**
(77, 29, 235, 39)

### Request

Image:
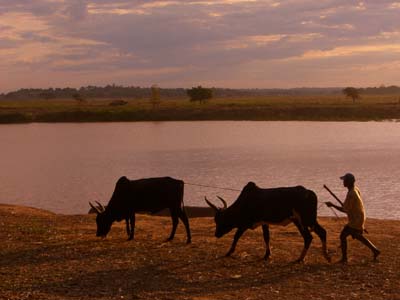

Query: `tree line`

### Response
(0, 85, 344, 100)
(1, 85, 400, 101)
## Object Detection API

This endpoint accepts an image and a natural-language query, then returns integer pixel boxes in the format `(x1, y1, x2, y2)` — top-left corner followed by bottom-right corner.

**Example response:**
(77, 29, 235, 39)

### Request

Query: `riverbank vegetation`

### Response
(0, 204, 399, 300)
(1, 94, 400, 123)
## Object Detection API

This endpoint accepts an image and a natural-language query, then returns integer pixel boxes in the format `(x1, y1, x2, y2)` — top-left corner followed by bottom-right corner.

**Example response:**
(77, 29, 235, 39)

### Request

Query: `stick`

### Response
(323, 184, 344, 207)
(327, 205, 340, 220)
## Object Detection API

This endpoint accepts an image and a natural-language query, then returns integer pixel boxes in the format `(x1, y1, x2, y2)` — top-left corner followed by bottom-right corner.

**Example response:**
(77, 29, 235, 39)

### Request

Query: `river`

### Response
(0, 121, 399, 219)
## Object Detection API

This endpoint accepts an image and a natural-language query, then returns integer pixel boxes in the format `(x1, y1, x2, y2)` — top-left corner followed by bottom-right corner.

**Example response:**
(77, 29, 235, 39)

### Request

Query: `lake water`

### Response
(0, 121, 399, 219)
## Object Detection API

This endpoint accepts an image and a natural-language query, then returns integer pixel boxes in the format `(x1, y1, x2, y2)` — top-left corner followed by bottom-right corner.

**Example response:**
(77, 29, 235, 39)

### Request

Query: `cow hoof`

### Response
(186, 240, 192, 244)
(325, 254, 332, 263)
(336, 258, 348, 264)
(263, 256, 271, 261)
(294, 258, 305, 264)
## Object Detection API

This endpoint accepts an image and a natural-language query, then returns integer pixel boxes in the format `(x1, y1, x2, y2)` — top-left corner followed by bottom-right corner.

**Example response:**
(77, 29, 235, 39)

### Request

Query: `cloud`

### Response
(299, 44, 400, 59)
(1, 0, 400, 91)
(63, 0, 88, 21)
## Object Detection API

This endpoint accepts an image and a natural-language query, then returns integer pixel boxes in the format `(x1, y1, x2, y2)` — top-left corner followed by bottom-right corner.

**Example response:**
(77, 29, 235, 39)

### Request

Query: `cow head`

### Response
(205, 196, 234, 238)
(89, 201, 112, 238)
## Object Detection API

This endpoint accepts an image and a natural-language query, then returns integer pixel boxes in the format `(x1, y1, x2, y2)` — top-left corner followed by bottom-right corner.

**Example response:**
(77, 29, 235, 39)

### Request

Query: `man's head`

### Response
(340, 173, 355, 188)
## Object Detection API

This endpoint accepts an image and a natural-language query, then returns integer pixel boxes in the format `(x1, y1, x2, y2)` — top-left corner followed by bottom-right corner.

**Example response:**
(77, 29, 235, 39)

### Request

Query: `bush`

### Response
(187, 86, 213, 104)
(109, 100, 128, 106)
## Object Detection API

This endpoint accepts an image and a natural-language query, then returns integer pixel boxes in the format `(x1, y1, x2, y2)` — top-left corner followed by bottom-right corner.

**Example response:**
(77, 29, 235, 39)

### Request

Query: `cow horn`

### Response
(217, 196, 227, 209)
(205, 197, 219, 212)
(89, 202, 102, 214)
(95, 201, 105, 212)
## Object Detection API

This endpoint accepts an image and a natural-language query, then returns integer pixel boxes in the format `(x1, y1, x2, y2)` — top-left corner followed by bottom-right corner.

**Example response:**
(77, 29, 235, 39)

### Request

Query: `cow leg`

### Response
(313, 222, 331, 262)
(262, 224, 271, 260)
(127, 214, 135, 241)
(177, 208, 192, 244)
(293, 220, 313, 262)
(166, 211, 179, 242)
(226, 228, 245, 257)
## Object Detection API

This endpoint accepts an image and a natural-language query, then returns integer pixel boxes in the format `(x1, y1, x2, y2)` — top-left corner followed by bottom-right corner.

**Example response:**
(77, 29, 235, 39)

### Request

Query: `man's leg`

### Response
(354, 233, 381, 260)
(339, 226, 352, 263)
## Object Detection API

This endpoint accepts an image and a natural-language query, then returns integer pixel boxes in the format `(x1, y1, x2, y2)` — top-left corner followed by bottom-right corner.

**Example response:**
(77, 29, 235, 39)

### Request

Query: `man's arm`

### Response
(326, 201, 345, 213)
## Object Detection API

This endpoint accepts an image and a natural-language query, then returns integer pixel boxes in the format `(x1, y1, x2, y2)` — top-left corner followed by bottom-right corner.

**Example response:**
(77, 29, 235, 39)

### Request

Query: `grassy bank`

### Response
(1, 95, 400, 123)
(1, 204, 399, 300)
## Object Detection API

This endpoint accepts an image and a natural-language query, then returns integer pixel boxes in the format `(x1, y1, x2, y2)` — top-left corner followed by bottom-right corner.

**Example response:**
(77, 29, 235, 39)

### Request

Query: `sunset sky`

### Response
(1, 0, 400, 92)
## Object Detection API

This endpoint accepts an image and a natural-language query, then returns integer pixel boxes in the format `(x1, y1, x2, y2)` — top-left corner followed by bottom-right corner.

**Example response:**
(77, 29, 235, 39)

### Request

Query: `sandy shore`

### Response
(1, 204, 399, 300)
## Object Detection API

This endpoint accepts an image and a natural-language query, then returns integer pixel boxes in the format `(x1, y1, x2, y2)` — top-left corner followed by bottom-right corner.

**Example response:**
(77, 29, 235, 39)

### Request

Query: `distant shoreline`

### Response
(1, 112, 400, 124)
(1, 96, 400, 123)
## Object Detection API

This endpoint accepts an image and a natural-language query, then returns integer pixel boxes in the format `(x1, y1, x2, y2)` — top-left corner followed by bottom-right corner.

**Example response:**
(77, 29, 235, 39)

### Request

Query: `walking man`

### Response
(326, 173, 380, 263)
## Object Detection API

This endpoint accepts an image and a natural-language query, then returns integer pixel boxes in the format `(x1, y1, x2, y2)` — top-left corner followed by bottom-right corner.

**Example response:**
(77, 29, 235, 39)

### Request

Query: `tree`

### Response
(187, 86, 213, 104)
(150, 84, 161, 109)
(342, 87, 360, 103)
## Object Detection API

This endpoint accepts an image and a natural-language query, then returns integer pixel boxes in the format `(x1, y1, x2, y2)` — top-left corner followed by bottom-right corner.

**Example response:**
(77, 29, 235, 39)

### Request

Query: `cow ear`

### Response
(89, 202, 101, 214)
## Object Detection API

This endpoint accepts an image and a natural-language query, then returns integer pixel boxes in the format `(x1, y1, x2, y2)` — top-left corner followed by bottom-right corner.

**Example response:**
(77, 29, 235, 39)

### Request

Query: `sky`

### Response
(1, 0, 400, 92)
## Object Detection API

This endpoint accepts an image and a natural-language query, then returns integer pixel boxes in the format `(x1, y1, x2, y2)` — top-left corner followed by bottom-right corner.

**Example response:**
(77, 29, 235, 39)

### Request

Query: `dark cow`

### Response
(90, 176, 191, 243)
(205, 182, 330, 262)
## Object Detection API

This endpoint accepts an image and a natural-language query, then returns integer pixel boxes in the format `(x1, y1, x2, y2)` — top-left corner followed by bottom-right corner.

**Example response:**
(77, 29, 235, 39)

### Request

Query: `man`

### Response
(326, 173, 380, 263)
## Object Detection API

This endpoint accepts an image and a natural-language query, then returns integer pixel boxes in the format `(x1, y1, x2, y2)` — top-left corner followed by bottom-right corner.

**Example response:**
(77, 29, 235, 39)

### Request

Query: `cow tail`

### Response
(180, 180, 186, 211)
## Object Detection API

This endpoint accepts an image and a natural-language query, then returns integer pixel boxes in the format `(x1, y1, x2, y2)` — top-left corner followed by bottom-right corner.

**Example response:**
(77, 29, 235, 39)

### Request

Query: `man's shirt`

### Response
(343, 186, 366, 231)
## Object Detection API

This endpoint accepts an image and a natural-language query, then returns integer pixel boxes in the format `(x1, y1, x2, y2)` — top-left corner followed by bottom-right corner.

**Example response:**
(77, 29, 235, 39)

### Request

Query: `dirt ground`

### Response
(0, 204, 399, 300)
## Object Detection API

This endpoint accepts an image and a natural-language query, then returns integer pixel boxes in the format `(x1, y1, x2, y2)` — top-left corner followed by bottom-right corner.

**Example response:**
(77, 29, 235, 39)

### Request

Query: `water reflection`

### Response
(0, 121, 399, 219)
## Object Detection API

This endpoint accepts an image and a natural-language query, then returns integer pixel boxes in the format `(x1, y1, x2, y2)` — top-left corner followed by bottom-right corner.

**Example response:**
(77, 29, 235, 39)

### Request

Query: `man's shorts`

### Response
(342, 225, 363, 239)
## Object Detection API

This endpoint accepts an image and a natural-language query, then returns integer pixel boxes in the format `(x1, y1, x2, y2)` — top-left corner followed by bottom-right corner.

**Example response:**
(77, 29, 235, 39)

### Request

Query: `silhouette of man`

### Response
(326, 173, 380, 263)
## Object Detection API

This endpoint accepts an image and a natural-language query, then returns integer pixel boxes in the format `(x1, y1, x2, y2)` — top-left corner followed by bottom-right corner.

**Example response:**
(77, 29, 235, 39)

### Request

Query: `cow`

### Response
(90, 176, 191, 244)
(205, 182, 330, 262)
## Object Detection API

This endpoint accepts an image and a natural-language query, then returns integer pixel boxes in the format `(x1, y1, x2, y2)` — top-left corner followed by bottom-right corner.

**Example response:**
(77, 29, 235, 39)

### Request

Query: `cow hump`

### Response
(244, 181, 257, 191)
(117, 176, 130, 185)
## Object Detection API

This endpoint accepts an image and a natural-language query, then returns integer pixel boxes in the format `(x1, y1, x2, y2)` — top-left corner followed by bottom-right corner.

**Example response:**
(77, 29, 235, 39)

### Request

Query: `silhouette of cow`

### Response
(90, 176, 191, 243)
(206, 182, 330, 262)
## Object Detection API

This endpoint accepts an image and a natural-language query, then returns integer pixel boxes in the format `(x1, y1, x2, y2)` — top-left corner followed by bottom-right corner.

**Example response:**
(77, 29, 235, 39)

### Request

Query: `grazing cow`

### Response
(205, 182, 330, 262)
(90, 176, 191, 243)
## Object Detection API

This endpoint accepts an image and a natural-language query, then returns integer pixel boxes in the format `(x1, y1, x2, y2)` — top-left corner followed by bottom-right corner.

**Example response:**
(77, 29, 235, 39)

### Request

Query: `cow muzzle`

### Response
(96, 233, 107, 238)
(215, 231, 223, 238)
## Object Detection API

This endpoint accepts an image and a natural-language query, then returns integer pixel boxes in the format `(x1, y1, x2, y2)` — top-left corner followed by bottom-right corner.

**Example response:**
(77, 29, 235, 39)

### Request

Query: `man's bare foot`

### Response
(373, 249, 381, 261)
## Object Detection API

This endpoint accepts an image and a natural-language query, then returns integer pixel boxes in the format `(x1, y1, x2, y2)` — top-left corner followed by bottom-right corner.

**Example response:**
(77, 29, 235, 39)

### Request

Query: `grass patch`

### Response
(1, 95, 400, 123)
